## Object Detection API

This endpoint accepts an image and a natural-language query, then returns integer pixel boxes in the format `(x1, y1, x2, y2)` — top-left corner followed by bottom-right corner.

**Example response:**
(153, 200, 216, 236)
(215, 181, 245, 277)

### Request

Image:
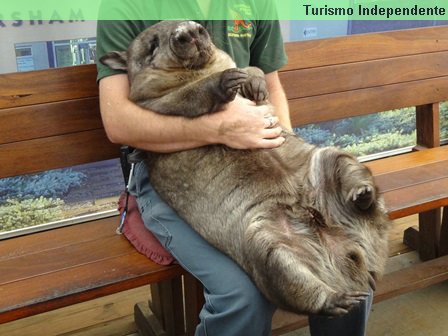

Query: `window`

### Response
(14, 45, 35, 71)
(441, 101, 448, 143)
(0, 20, 97, 74)
(15, 46, 32, 57)
(295, 108, 417, 161)
(53, 38, 97, 68)
(13, 38, 96, 72)
(0, 159, 124, 239)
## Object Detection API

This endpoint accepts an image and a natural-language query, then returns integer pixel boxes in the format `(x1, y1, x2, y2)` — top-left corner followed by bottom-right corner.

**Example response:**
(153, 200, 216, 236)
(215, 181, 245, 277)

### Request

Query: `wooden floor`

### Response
(385, 215, 415, 257)
(286, 279, 448, 336)
(1, 214, 443, 336)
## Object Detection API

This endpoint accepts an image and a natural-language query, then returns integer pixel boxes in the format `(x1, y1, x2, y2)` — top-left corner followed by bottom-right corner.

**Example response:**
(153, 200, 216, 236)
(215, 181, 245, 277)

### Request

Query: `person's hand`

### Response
(204, 96, 285, 149)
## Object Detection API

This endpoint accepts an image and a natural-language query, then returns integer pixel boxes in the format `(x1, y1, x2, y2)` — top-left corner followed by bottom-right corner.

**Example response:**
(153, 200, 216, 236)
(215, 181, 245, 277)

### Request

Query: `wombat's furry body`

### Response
(101, 20, 391, 316)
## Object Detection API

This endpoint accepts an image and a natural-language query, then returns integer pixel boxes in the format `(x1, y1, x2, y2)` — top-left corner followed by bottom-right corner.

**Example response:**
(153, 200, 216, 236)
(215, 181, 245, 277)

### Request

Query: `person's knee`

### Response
(199, 280, 275, 336)
(226, 277, 275, 318)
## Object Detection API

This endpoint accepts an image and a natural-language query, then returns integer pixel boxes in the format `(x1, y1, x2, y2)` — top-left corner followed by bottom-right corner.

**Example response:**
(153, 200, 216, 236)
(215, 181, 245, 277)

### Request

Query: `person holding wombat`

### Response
(96, 1, 374, 335)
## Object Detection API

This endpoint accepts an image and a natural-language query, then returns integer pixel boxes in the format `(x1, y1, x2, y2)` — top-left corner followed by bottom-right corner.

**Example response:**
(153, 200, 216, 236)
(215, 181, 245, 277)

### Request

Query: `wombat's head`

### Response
(307, 147, 392, 290)
(100, 21, 215, 81)
(321, 221, 389, 293)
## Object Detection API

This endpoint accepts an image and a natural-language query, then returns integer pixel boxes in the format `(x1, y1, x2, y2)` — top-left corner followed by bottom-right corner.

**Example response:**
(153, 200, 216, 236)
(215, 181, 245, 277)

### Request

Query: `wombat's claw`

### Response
(242, 77, 268, 102)
(220, 68, 248, 101)
(349, 185, 374, 210)
(323, 291, 369, 316)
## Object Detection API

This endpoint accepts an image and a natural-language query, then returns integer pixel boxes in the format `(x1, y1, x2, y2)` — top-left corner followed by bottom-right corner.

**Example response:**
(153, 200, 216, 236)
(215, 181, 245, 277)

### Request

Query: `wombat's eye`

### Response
(198, 27, 206, 35)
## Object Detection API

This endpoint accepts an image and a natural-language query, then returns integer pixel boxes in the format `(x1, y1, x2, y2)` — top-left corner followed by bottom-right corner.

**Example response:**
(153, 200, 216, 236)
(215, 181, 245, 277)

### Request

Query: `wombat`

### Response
(100, 20, 391, 316)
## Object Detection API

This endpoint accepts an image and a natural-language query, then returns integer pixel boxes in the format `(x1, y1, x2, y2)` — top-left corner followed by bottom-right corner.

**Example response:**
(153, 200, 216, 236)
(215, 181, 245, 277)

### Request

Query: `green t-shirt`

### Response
(96, 1, 288, 81)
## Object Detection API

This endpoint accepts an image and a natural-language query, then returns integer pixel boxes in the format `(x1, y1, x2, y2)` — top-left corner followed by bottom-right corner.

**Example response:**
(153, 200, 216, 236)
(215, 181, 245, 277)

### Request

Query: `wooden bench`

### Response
(1, 25, 447, 335)
(0, 66, 199, 335)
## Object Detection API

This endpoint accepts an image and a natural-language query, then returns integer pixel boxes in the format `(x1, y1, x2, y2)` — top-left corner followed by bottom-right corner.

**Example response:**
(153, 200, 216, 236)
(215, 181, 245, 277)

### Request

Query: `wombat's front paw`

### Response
(348, 184, 375, 210)
(219, 68, 248, 102)
(321, 291, 370, 316)
(241, 76, 268, 103)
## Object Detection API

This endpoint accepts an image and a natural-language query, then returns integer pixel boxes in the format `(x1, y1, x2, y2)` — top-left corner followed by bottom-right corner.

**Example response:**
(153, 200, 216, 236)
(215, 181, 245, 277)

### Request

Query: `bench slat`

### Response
(374, 161, 448, 193)
(283, 26, 448, 71)
(0, 65, 98, 109)
(0, 235, 140, 284)
(0, 252, 183, 324)
(0, 217, 184, 324)
(0, 217, 118, 261)
(290, 76, 448, 126)
(0, 129, 119, 178)
(0, 97, 101, 144)
(365, 146, 448, 175)
(383, 178, 448, 219)
(374, 254, 448, 302)
(281, 51, 448, 100)
(365, 147, 448, 219)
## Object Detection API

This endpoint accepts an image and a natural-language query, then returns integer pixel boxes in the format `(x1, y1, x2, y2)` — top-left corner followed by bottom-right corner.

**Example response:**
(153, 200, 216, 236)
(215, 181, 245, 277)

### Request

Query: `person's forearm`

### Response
(99, 74, 217, 152)
(265, 71, 292, 131)
(99, 74, 285, 152)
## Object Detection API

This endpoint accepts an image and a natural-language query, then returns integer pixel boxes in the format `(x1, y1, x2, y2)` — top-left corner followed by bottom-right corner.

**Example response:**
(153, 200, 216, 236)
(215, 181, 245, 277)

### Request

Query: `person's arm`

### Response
(265, 71, 292, 131)
(99, 74, 285, 153)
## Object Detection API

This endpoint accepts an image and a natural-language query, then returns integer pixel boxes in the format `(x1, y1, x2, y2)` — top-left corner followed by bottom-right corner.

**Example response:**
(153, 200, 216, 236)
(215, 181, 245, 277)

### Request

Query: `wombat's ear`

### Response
(99, 51, 128, 70)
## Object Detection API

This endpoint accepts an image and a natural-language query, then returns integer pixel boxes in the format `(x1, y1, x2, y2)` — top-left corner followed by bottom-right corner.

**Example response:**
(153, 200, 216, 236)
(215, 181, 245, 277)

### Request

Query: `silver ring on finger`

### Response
(266, 116, 275, 128)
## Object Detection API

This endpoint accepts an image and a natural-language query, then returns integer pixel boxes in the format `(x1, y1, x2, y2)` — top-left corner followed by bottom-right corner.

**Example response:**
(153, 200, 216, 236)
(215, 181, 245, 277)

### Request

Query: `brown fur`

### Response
(100, 20, 391, 316)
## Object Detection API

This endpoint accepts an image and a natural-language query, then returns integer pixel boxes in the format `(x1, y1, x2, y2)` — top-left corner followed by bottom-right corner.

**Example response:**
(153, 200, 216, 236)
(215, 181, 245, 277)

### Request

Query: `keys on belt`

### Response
(116, 146, 147, 234)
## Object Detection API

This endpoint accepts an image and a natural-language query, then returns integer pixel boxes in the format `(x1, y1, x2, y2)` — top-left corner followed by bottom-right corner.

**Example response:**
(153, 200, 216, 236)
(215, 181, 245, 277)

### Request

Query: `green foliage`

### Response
(343, 131, 416, 156)
(295, 126, 333, 146)
(0, 197, 64, 232)
(0, 169, 86, 202)
(295, 107, 416, 156)
(441, 101, 448, 140)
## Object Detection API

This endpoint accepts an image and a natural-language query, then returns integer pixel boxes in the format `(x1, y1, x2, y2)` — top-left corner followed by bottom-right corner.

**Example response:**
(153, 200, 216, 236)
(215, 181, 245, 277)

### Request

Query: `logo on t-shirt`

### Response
(227, 4, 254, 38)
(228, 20, 253, 37)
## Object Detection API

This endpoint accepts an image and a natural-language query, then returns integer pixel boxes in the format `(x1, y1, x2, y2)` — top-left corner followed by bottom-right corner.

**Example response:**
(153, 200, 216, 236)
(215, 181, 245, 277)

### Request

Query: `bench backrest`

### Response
(282, 25, 448, 149)
(283, 25, 448, 122)
(0, 66, 118, 178)
(1, 25, 447, 179)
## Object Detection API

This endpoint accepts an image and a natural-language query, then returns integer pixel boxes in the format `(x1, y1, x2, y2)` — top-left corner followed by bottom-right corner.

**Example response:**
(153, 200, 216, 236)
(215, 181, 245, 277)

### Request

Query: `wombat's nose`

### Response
(177, 32, 194, 44)
(175, 22, 207, 45)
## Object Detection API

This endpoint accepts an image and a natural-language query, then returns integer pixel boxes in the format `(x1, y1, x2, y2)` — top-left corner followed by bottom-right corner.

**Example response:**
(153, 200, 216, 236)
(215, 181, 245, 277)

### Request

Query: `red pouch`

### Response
(117, 192, 175, 265)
